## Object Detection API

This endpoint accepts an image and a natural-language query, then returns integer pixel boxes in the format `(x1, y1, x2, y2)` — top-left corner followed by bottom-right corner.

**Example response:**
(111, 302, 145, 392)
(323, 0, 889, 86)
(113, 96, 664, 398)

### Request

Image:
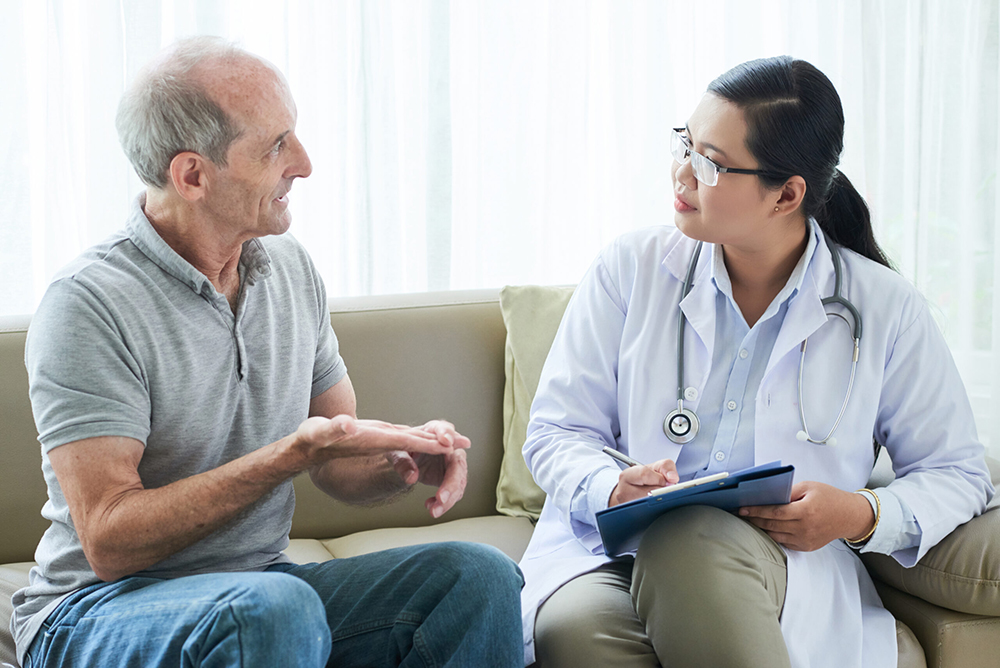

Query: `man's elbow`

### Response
(79, 529, 140, 582)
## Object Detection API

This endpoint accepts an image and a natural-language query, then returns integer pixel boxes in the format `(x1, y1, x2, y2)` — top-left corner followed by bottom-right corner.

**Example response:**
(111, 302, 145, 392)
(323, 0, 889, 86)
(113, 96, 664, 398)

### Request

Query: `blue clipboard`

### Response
(595, 461, 795, 556)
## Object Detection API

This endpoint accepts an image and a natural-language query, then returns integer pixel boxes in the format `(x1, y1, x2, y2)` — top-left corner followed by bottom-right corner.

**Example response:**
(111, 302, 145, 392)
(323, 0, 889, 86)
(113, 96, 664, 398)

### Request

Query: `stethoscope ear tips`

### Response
(796, 430, 808, 442)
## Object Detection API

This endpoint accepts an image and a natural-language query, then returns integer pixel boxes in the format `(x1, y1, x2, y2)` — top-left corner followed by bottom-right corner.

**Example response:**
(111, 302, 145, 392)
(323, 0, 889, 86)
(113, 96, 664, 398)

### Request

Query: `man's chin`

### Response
(261, 213, 293, 237)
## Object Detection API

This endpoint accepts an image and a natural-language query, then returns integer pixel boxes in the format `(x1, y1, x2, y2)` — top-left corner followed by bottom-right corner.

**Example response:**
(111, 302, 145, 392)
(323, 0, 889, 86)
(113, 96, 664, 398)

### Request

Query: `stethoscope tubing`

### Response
(666, 233, 862, 446)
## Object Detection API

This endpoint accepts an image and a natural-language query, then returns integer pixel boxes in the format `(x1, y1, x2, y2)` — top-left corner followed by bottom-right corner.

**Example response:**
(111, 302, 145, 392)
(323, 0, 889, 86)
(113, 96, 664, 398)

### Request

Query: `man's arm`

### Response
(48, 375, 457, 582)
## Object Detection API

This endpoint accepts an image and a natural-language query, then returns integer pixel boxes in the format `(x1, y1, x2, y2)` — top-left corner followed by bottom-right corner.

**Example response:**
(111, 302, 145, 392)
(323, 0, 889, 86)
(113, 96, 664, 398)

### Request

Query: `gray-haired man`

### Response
(13, 37, 523, 667)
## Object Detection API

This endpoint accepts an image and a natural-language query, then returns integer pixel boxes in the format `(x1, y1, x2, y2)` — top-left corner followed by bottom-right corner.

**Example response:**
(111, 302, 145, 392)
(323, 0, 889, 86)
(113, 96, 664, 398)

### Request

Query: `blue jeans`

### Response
(23, 541, 523, 667)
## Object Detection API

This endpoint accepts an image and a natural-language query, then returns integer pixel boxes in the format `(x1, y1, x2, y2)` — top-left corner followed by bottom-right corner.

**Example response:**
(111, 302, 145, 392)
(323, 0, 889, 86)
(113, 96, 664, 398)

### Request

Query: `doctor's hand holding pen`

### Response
(604, 447, 680, 506)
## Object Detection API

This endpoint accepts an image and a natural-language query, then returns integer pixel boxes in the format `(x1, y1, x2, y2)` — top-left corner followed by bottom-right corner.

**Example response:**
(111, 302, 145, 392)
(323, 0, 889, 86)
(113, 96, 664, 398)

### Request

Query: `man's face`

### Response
(202, 60, 312, 239)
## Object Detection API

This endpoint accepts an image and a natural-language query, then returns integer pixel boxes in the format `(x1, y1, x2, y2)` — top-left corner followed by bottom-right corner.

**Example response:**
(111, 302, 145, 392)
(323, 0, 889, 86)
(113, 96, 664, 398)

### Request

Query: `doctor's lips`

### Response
(674, 193, 697, 213)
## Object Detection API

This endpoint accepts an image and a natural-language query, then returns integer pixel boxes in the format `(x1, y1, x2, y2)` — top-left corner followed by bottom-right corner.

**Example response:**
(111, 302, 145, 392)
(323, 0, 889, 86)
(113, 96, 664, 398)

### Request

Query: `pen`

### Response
(602, 446, 644, 468)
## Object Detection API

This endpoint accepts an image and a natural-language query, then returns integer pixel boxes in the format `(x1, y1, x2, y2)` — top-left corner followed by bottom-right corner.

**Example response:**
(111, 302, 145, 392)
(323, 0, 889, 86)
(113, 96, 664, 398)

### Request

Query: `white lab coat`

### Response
(519, 221, 993, 667)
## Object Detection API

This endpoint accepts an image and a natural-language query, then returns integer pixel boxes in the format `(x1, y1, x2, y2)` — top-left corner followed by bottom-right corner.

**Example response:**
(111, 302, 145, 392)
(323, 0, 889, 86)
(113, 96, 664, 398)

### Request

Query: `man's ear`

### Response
(168, 152, 210, 202)
(773, 175, 807, 215)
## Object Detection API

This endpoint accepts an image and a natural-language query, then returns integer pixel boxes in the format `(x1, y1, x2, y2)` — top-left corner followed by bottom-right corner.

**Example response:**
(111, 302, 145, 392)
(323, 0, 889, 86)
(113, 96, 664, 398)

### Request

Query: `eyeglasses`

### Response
(670, 128, 783, 187)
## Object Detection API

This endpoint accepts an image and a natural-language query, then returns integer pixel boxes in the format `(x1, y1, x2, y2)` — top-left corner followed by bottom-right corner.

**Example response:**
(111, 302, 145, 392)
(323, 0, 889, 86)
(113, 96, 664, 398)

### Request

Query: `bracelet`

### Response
(845, 489, 880, 546)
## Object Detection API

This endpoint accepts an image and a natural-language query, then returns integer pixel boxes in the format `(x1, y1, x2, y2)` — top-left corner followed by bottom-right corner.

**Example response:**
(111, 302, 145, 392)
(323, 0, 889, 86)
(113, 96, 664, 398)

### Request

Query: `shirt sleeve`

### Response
(26, 278, 152, 452)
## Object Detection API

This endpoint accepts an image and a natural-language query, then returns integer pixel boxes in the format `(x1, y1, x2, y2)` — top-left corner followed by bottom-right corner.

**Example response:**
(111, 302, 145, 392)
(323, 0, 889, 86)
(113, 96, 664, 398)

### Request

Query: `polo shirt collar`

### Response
(126, 193, 272, 296)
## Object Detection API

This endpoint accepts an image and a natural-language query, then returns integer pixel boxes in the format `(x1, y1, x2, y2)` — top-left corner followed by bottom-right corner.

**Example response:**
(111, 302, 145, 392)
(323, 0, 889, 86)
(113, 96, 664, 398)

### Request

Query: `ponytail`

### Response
(819, 170, 893, 269)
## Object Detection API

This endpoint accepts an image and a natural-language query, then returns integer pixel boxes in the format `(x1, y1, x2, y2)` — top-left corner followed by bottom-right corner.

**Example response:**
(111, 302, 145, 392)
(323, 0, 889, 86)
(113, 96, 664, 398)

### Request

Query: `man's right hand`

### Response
(292, 415, 463, 465)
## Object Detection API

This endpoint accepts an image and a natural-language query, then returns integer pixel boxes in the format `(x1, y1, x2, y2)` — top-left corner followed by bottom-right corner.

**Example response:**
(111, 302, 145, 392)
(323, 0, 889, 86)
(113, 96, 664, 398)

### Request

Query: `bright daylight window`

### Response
(1, 0, 997, 453)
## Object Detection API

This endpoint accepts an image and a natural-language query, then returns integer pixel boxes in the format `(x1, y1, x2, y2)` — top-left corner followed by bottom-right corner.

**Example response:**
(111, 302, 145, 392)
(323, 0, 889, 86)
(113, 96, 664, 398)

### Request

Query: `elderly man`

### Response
(12, 37, 523, 667)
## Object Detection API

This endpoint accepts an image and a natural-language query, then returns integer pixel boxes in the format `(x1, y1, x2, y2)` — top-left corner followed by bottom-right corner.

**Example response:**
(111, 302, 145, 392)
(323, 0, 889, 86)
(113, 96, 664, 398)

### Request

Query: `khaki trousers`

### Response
(534, 505, 790, 668)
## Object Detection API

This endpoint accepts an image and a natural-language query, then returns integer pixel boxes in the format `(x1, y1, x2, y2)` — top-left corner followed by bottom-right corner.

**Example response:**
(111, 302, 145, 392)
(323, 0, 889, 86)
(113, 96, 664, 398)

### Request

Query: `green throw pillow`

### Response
(496, 285, 575, 520)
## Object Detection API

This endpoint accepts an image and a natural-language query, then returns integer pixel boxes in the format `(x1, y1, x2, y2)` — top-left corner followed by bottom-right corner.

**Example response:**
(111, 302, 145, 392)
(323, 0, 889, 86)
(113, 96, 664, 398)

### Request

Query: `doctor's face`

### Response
(671, 94, 781, 249)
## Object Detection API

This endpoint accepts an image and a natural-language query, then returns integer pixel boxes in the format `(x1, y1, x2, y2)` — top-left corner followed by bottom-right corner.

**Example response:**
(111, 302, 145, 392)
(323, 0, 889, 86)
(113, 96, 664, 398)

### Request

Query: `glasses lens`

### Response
(690, 152, 719, 186)
(670, 130, 688, 163)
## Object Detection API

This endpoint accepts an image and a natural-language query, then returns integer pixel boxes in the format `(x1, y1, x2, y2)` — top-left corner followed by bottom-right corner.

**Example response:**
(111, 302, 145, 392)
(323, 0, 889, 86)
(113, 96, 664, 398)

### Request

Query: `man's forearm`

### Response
(62, 433, 309, 582)
(309, 455, 410, 505)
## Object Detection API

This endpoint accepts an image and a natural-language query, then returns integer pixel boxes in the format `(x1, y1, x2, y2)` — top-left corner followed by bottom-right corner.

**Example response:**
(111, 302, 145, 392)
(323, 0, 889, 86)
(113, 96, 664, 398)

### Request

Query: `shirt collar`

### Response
(126, 192, 272, 295)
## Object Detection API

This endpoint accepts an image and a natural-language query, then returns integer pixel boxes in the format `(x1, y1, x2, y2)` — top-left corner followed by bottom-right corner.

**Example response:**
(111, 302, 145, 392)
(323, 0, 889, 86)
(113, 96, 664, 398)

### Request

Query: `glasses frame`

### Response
(671, 128, 785, 187)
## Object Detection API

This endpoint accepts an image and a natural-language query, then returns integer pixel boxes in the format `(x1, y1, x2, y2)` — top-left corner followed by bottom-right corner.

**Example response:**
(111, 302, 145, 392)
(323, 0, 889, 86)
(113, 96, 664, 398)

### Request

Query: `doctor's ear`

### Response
(772, 176, 807, 215)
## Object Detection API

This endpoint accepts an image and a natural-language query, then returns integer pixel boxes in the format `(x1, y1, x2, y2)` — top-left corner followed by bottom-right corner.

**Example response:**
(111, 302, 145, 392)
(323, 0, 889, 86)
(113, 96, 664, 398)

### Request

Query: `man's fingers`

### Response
(427, 450, 468, 518)
(387, 451, 420, 486)
(420, 419, 471, 450)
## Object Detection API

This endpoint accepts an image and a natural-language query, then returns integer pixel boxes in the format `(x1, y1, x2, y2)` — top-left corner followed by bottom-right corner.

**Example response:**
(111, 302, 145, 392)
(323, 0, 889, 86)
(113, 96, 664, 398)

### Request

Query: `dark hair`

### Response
(707, 56, 892, 269)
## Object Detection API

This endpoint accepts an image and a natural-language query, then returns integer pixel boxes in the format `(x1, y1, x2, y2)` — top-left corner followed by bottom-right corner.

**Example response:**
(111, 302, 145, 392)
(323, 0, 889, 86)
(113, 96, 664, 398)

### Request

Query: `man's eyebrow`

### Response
(268, 130, 290, 148)
(685, 123, 730, 161)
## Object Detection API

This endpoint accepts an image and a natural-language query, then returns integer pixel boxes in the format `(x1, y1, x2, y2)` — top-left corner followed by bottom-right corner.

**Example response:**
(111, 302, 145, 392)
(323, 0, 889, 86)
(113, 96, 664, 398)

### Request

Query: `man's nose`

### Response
(287, 135, 312, 179)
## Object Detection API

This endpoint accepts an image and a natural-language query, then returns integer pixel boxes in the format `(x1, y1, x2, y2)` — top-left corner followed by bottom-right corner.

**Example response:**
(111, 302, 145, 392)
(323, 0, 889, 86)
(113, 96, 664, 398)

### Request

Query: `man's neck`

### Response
(143, 189, 244, 299)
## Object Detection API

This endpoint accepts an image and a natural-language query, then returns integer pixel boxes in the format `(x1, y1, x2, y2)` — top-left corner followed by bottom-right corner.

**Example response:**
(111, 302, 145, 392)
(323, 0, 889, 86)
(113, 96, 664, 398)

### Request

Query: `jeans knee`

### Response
(424, 542, 520, 582)
(412, 542, 523, 613)
(226, 573, 329, 642)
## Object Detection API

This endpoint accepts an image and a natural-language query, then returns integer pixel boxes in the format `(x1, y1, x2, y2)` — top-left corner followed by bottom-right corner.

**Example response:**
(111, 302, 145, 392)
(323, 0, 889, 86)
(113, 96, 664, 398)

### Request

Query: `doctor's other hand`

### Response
(609, 458, 680, 507)
(738, 481, 876, 551)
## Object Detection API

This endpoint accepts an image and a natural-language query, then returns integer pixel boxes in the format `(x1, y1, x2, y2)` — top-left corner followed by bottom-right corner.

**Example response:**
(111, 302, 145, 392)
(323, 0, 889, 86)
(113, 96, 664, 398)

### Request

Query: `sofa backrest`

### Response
(290, 289, 508, 539)
(0, 289, 508, 563)
(0, 315, 49, 564)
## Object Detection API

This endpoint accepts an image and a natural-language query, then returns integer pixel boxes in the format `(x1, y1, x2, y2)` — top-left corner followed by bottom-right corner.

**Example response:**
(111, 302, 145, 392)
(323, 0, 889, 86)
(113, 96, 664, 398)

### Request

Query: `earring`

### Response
(774, 206, 779, 212)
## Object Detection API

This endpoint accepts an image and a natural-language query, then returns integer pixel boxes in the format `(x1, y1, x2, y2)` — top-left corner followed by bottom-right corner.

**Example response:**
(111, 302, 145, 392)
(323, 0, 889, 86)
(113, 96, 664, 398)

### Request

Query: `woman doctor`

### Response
(518, 56, 994, 668)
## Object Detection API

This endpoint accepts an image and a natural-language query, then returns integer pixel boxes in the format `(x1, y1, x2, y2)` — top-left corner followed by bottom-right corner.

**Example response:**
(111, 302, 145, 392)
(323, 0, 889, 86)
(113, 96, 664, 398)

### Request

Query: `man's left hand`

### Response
(386, 420, 470, 518)
(738, 480, 875, 551)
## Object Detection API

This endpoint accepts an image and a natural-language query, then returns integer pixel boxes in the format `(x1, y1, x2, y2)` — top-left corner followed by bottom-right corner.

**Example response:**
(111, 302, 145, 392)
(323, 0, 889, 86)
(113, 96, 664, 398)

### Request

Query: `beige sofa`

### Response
(1, 288, 998, 667)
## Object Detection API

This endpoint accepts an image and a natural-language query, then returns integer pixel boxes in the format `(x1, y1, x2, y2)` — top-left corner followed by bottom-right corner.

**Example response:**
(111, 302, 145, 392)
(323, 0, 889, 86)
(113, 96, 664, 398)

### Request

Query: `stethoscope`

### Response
(664, 234, 862, 446)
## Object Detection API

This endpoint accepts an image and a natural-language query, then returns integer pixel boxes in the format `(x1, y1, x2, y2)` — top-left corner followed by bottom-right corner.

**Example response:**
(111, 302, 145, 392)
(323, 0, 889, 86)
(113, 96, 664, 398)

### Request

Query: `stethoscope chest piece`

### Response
(664, 405, 699, 444)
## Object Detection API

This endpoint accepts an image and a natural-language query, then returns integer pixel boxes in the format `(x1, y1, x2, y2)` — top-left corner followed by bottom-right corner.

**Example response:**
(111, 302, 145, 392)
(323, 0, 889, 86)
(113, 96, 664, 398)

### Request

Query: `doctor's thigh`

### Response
(534, 505, 789, 668)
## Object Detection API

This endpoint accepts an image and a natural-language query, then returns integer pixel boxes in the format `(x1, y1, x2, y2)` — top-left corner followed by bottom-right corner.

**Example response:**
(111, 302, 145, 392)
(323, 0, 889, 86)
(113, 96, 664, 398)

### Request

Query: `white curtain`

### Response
(2, 0, 997, 453)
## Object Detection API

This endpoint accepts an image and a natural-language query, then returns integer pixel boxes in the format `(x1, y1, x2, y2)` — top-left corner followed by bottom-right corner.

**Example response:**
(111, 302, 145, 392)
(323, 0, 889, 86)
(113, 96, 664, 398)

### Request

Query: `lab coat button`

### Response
(684, 387, 698, 401)
(727, 400, 737, 411)
(715, 451, 726, 461)
(739, 349, 749, 359)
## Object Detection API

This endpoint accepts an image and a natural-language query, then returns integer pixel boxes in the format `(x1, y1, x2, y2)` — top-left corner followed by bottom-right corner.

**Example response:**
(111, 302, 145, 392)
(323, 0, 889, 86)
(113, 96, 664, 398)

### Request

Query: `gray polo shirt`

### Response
(12, 194, 345, 662)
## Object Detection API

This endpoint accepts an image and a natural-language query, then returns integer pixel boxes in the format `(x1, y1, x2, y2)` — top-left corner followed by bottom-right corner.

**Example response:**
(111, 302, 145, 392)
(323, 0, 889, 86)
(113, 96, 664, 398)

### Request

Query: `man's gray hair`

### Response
(116, 36, 247, 188)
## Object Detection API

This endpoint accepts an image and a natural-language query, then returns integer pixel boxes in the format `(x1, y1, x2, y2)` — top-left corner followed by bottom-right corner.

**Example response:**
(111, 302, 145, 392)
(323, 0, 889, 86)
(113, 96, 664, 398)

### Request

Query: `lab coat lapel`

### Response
(764, 242, 833, 380)
(662, 236, 719, 391)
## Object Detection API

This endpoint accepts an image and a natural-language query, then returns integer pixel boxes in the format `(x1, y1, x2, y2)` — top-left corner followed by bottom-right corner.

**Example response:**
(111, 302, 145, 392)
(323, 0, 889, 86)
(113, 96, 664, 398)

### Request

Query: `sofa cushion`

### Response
(323, 515, 537, 562)
(0, 562, 32, 667)
(862, 456, 1000, 617)
(496, 285, 574, 520)
(875, 579, 1000, 668)
(282, 538, 336, 564)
